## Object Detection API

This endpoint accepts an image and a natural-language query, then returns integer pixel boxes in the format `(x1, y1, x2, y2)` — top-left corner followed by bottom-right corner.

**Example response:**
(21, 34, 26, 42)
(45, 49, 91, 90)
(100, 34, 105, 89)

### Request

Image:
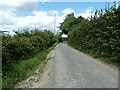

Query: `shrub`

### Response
(2, 29, 56, 65)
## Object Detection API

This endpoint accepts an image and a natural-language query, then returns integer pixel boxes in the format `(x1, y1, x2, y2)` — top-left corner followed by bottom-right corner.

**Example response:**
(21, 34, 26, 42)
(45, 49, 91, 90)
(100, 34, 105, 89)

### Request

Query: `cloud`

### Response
(75, 7, 94, 18)
(61, 8, 74, 15)
(48, 10, 59, 15)
(0, 0, 96, 34)
(0, 9, 64, 34)
(17, 11, 54, 27)
(0, 0, 54, 34)
(33, 10, 59, 16)
(44, 0, 119, 2)
(0, 11, 17, 25)
(0, 0, 38, 13)
(17, 10, 64, 33)
(0, 3, 95, 35)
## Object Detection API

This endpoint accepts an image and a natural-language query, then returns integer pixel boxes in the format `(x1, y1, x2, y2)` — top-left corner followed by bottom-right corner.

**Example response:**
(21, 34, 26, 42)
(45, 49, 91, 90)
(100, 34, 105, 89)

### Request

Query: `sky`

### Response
(0, 0, 119, 34)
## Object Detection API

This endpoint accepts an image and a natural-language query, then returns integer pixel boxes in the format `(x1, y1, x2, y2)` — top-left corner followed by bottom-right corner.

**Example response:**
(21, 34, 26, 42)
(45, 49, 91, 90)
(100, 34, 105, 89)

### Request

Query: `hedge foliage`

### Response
(2, 29, 56, 65)
(60, 4, 120, 63)
(2, 43, 58, 88)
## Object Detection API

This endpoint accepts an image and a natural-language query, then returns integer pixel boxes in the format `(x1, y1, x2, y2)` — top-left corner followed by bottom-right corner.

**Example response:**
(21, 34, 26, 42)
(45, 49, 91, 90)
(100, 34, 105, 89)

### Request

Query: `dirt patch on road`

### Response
(14, 50, 55, 88)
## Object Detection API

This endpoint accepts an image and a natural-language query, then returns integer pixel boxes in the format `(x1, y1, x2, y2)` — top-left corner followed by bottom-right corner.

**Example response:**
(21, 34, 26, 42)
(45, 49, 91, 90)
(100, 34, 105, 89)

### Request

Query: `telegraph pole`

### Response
(54, 13, 56, 34)
(54, 2, 57, 34)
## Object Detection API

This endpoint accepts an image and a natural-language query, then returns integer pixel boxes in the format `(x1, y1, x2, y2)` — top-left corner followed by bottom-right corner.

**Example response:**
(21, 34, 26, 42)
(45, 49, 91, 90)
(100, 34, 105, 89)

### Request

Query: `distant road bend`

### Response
(43, 43, 118, 88)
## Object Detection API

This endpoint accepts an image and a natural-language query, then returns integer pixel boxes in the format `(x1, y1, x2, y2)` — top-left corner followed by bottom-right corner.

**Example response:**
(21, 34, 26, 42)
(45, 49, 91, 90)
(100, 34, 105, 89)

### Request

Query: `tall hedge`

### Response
(60, 4, 120, 63)
(2, 29, 56, 65)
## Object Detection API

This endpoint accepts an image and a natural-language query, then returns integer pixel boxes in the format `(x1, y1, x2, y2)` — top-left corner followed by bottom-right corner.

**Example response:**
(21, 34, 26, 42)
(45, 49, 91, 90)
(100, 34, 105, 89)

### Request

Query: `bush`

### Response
(60, 4, 120, 64)
(2, 29, 57, 88)
(2, 29, 56, 65)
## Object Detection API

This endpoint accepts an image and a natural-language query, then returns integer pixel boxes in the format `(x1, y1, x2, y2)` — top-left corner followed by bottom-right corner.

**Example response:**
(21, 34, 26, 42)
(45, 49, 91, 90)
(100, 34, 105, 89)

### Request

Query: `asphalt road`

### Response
(43, 43, 118, 88)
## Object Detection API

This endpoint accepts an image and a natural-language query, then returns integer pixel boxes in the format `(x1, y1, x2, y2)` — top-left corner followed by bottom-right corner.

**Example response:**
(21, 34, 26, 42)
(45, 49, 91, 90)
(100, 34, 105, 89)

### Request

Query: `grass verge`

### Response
(2, 43, 58, 88)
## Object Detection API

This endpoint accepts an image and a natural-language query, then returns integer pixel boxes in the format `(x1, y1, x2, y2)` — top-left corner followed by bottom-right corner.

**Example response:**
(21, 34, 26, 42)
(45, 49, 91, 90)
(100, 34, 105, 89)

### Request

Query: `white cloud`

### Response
(0, 0, 27, 7)
(0, 0, 38, 13)
(0, 0, 49, 7)
(0, 0, 56, 34)
(33, 10, 59, 16)
(61, 8, 74, 15)
(0, 9, 64, 34)
(43, 0, 119, 2)
(0, 3, 95, 35)
(48, 10, 59, 15)
(0, 11, 17, 25)
(17, 11, 54, 27)
(16, 10, 64, 33)
(75, 7, 94, 18)
(0, 0, 116, 3)
(0, 0, 96, 35)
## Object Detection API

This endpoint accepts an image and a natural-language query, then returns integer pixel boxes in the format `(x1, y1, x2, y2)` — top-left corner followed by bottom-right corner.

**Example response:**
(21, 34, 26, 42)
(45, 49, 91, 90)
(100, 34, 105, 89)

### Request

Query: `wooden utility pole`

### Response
(54, 2, 57, 34)
(54, 13, 56, 34)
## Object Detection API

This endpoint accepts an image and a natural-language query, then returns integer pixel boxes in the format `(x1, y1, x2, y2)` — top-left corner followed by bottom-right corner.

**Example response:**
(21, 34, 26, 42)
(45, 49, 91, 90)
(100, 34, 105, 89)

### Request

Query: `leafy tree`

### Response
(60, 3, 120, 63)
(60, 13, 76, 34)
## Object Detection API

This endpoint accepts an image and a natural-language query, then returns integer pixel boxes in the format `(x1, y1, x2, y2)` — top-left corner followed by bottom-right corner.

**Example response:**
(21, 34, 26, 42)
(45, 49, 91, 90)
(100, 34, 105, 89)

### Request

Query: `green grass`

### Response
(2, 43, 58, 88)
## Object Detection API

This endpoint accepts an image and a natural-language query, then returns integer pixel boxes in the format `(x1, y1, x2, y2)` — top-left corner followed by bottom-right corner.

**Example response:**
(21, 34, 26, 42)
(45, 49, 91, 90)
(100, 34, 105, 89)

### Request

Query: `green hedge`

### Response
(2, 43, 58, 88)
(2, 29, 56, 65)
(60, 4, 120, 64)
(2, 29, 57, 88)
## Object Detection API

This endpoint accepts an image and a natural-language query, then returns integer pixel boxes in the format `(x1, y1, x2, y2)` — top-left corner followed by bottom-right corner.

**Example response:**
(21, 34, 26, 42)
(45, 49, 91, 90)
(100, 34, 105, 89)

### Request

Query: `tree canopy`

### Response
(60, 3, 120, 63)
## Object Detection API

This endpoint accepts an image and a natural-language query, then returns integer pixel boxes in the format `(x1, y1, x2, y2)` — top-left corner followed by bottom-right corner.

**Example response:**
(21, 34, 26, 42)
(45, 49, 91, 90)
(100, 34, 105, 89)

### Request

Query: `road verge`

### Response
(2, 43, 58, 88)
(14, 44, 56, 88)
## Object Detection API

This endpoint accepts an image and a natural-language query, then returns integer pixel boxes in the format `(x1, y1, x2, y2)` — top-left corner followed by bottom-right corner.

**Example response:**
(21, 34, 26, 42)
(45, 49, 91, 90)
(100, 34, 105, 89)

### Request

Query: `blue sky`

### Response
(37, 2, 114, 11)
(17, 2, 115, 16)
(0, 0, 119, 34)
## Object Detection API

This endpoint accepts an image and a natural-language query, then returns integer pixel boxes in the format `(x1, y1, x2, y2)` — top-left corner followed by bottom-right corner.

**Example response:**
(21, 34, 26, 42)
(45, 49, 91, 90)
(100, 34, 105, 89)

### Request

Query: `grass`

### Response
(2, 43, 58, 88)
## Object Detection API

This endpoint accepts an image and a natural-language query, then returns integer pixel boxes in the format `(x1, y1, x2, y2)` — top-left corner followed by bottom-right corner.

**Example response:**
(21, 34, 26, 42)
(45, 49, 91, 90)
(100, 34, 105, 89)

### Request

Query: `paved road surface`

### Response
(43, 43, 118, 88)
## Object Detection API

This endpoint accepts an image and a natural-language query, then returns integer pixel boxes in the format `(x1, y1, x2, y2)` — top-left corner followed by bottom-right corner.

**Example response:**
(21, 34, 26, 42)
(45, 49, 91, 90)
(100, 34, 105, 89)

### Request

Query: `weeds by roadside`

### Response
(2, 43, 58, 88)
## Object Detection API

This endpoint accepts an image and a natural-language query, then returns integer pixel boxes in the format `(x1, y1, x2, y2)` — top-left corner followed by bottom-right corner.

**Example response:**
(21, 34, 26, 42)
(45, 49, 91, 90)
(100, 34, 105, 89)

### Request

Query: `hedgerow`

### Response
(2, 29, 57, 88)
(60, 3, 120, 63)
(2, 29, 56, 65)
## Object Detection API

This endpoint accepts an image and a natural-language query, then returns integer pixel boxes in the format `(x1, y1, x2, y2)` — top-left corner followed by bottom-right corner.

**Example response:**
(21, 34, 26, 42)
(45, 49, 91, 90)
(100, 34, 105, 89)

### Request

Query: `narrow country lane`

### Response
(43, 43, 118, 88)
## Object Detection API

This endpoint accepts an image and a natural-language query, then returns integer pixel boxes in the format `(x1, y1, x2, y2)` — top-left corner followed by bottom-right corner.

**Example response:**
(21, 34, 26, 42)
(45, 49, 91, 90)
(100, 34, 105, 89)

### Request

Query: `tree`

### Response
(60, 3, 120, 63)
(60, 13, 76, 34)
